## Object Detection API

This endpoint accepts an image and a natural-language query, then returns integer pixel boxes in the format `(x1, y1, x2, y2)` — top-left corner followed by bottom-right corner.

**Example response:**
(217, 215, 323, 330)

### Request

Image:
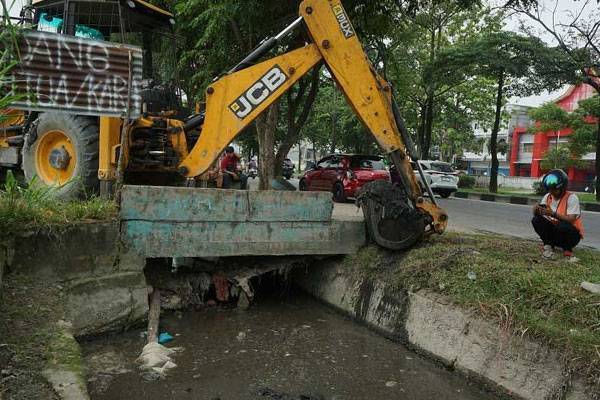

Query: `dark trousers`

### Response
(222, 173, 248, 190)
(531, 215, 581, 251)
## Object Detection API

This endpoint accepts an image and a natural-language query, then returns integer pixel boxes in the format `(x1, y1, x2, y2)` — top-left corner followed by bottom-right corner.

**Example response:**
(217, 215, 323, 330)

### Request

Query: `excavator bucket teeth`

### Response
(356, 181, 425, 251)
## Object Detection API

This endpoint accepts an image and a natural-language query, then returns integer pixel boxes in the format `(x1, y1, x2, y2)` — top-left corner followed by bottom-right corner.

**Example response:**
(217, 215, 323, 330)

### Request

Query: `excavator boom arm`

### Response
(178, 0, 447, 234)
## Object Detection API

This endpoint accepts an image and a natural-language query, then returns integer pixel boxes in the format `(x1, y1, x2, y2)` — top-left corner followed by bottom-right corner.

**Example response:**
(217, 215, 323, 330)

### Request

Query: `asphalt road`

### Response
(437, 197, 600, 250)
(247, 177, 600, 250)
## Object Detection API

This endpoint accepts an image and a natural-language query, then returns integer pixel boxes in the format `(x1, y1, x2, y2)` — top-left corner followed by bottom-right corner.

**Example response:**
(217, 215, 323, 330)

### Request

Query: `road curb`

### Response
(454, 191, 600, 213)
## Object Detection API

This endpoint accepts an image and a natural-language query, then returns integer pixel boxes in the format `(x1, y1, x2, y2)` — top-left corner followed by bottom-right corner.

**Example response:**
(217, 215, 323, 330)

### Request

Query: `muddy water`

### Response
(83, 292, 500, 400)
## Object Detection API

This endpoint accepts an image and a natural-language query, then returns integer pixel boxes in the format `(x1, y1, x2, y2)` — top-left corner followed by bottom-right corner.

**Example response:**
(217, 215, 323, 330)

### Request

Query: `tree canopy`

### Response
(434, 31, 562, 191)
(143, 0, 599, 198)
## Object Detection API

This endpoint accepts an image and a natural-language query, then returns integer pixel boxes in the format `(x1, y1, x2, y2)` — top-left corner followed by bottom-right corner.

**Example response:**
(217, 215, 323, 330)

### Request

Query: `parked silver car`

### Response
(412, 160, 459, 198)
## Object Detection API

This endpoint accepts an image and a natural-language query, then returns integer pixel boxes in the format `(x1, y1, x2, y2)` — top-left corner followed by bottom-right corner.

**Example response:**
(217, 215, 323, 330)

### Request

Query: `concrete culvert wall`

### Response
(3, 222, 148, 337)
(292, 259, 597, 400)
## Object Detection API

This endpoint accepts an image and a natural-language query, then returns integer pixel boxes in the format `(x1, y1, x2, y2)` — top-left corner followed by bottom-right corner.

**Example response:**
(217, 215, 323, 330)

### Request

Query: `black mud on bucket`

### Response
(357, 180, 424, 251)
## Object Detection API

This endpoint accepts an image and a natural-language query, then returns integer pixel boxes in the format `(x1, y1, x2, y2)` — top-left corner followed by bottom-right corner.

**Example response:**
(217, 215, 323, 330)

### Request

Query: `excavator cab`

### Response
(29, 0, 181, 108)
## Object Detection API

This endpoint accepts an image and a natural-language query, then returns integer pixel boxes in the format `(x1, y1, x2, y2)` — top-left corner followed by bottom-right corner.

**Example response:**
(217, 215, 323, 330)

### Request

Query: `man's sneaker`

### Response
(564, 251, 579, 263)
(542, 245, 556, 259)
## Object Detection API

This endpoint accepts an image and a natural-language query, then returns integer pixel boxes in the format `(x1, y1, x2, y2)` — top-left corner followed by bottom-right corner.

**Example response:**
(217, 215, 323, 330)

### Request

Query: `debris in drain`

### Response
(237, 290, 251, 310)
(136, 288, 182, 379)
(257, 387, 324, 400)
(581, 281, 600, 294)
(213, 274, 230, 302)
(158, 332, 174, 344)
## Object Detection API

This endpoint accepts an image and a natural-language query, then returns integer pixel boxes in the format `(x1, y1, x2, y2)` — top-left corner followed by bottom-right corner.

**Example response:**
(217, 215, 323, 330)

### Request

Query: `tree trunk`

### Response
(256, 102, 279, 190)
(275, 140, 294, 177)
(274, 65, 321, 177)
(142, 32, 154, 79)
(489, 70, 505, 194)
(297, 141, 303, 174)
(420, 25, 437, 160)
(417, 103, 427, 157)
(329, 128, 336, 154)
(422, 95, 434, 159)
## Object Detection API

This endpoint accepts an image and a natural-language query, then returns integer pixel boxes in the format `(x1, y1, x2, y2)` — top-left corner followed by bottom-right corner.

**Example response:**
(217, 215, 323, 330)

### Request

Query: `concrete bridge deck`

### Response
(120, 186, 366, 258)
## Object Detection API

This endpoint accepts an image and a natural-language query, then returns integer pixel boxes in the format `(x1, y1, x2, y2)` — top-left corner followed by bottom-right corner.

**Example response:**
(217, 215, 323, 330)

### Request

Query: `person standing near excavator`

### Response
(532, 169, 585, 262)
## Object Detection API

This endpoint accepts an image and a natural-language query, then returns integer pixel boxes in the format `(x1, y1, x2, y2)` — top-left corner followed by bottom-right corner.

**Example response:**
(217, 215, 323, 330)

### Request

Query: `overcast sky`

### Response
(6, 0, 24, 18)
(498, 0, 597, 107)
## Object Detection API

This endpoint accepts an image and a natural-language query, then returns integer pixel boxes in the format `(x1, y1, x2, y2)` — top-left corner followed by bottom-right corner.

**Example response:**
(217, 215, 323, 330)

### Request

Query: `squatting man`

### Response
(532, 169, 585, 262)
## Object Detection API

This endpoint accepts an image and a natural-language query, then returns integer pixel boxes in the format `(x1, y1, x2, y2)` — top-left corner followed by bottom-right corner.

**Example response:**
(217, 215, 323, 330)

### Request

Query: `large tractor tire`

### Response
(23, 113, 99, 199)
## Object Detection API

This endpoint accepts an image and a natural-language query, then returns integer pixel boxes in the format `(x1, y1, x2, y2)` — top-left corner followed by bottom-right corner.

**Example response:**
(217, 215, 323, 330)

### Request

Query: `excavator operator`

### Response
(220, 146, 248, 190)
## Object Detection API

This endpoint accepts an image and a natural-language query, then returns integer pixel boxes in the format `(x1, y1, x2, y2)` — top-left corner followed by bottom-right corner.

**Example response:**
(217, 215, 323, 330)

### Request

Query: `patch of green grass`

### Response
(47, 326, 86, 378)
(0, 172, 117, 237)
(348, 233, 600, 375)
(578, 193, 598, 203)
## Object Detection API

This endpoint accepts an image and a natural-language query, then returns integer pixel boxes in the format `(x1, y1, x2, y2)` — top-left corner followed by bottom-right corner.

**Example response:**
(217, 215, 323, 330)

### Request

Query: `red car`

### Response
(299, 154, 390, 202)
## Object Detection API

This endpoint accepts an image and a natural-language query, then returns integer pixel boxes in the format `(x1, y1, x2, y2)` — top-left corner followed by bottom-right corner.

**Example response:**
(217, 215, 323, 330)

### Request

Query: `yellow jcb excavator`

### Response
(3, 0, 448, 250)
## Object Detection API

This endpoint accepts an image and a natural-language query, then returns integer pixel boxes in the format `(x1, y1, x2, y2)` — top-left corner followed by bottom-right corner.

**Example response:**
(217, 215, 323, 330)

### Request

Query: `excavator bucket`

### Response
(357, 181, 425, 251)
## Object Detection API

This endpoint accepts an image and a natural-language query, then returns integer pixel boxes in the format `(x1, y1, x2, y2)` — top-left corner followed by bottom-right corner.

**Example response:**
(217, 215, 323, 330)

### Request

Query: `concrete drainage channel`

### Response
(0, 222, 596, 400)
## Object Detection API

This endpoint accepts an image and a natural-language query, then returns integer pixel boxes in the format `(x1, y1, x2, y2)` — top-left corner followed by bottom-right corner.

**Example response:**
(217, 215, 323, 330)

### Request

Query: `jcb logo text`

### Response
(229, 65, 288, 119)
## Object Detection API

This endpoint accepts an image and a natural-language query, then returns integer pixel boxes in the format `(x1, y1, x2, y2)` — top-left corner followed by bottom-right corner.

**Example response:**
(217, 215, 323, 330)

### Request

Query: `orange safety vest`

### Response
(546, 191, 585, 238)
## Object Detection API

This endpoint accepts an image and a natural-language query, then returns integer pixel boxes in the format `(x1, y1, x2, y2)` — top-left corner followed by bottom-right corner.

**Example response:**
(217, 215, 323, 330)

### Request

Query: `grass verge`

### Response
(461, 188, 597, 203)
(0, 173, 117, 237)
(344, 232, 600, 379)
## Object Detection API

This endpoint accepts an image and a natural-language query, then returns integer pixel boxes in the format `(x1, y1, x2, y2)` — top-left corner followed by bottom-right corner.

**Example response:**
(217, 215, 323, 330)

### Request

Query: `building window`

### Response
(522, 143, 534, 153)
(548, 138, 569, 146)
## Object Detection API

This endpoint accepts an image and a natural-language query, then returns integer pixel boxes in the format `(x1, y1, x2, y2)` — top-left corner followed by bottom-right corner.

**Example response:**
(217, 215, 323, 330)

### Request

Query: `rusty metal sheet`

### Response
(7, 30, 142, 118)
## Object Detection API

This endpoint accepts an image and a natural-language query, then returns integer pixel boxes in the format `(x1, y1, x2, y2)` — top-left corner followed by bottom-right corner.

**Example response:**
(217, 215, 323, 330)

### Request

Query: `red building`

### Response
(510, 84, 597, 190)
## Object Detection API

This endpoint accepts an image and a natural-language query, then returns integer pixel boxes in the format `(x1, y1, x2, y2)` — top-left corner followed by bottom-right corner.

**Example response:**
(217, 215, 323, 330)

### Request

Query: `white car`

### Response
(412, 160, 459, 198)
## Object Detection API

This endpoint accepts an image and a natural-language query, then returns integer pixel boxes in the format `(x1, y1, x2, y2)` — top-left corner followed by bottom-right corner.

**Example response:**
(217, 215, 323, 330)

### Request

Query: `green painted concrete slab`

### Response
(122, 220, 365, 257)
(120, 185, 333, 222)
(247, 191, 333, 221)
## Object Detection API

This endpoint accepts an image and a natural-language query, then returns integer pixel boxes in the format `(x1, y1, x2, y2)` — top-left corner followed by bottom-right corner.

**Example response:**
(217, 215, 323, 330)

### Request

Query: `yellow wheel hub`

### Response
(35, 130, 77, 186)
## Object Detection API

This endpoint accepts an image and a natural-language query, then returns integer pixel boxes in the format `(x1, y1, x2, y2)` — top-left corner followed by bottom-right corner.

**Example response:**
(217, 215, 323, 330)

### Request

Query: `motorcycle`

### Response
(247, 161, 258, 179)
(248, 168, 258, 179)
(283, 158, 295, 180)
